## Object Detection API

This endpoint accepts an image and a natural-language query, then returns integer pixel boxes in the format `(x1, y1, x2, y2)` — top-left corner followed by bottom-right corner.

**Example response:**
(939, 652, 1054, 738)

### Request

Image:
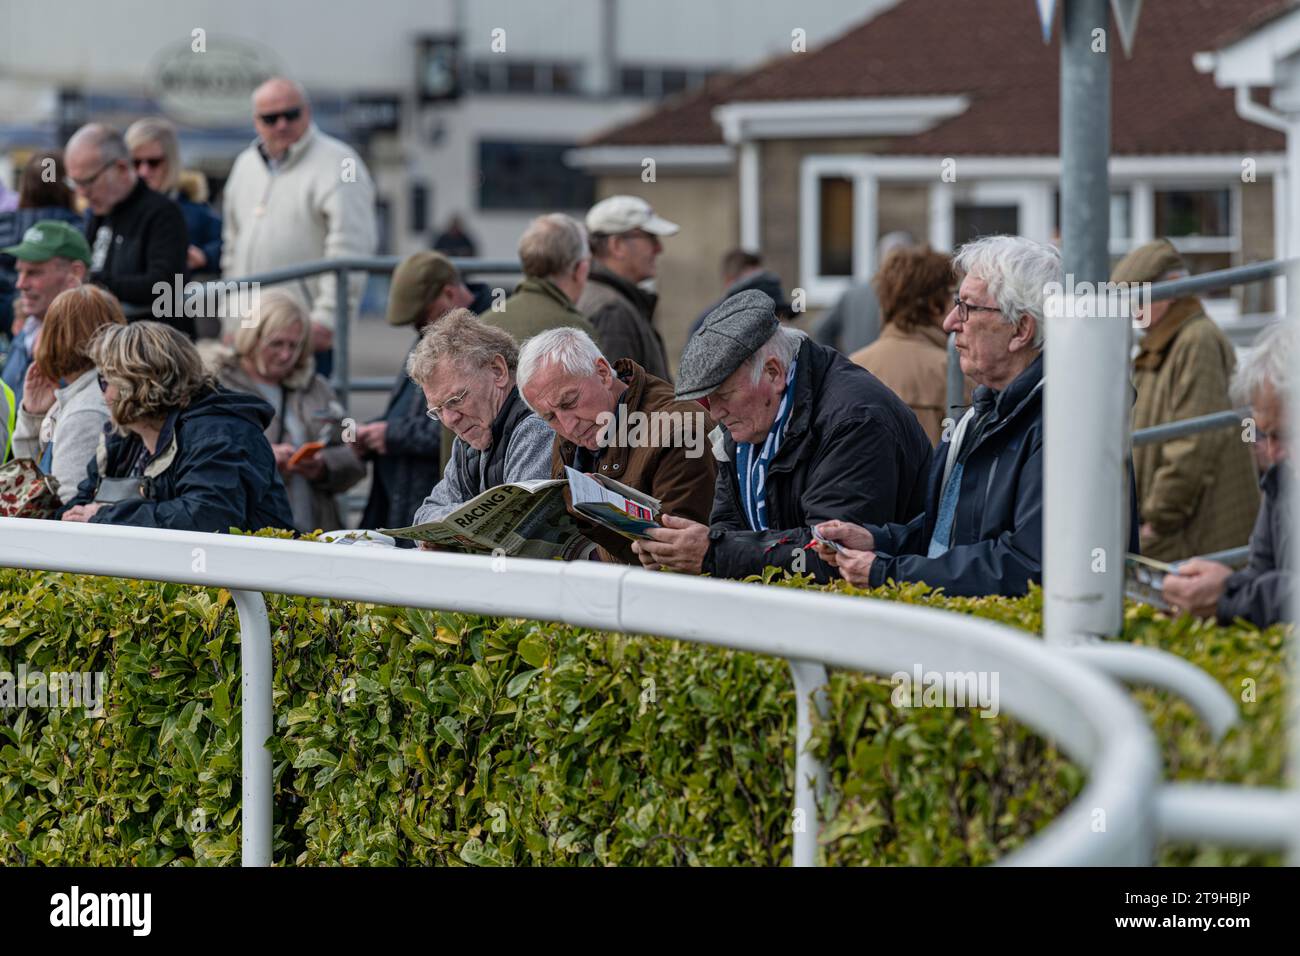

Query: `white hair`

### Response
(747, 325, 806, 383)
(952, 234, 1061, 349)
(1233, 320, 1294, 406)
(517, 326, 607, 403)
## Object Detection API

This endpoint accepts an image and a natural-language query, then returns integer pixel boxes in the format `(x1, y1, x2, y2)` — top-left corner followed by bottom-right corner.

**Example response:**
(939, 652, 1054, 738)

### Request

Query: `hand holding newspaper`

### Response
(379, 468, 661, 558)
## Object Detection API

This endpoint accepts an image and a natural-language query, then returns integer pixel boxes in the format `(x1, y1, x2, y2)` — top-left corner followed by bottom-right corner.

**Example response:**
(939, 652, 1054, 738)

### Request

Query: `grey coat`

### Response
(11, 368, 110, 504)
(216, 359, 365, 532)
(1218, 464, 1290, 628)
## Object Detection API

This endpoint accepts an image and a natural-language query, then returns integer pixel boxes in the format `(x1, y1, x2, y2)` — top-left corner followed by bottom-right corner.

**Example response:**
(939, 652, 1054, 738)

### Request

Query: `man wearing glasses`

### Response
(221, 76, 377, 374)
(406, 310, 553, 533)
(814, 234, 1106, 597)
(64, 124, 190, 336)
(578, 195, 677, 382)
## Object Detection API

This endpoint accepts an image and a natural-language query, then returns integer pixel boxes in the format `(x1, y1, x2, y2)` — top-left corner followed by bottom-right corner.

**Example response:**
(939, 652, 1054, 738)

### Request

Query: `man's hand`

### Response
(352, 422, 387, 457)
(311, 321, 334, 354)
(1162, 558, 1233, 618)
(186, 245, 208, 271)
(61, 503, 105, 523)
(631, 514, 710, 574)
(834, 547, 877, 588)
(811, 520, 874, 566)
(21, 362, 57, 416)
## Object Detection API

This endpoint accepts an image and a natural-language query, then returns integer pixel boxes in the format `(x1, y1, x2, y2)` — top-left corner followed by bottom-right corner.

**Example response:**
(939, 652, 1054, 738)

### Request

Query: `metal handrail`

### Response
(1, 515, 1234, 868)
(1132, 407, 1250, 446)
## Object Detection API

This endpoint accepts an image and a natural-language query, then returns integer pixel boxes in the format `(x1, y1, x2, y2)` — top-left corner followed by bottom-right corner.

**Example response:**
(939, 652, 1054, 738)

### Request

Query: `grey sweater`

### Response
(11, 368, 111, 504)
(413, 413, 554, 524)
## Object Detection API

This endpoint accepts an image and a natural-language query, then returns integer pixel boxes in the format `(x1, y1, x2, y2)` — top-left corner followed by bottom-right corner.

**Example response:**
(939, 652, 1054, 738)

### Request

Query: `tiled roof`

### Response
(586, 0, 1287, 155)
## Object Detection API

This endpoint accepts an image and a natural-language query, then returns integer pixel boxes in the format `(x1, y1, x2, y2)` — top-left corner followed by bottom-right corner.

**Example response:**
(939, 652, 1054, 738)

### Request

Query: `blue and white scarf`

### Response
(735, 359, 798, 532)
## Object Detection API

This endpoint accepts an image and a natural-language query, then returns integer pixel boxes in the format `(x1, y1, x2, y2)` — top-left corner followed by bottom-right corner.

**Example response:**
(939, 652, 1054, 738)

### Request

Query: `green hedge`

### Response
(0, 564, 1287, 866)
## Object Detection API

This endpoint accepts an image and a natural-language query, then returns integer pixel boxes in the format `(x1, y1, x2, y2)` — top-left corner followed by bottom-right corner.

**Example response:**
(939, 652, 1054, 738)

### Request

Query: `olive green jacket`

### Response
(1132, 298, 1259, 560)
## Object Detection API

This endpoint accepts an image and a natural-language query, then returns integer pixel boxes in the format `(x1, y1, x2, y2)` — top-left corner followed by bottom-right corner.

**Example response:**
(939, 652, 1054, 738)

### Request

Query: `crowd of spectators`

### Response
(0, 72, 1290, 630)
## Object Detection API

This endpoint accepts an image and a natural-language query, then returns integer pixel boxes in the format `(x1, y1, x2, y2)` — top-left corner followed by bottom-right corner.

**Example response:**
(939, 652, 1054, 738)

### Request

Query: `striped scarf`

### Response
(735, 359, 798, 532)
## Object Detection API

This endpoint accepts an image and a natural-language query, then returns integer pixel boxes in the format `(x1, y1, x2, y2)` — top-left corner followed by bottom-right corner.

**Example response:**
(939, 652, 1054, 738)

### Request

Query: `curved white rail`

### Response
(0, 517, 1179, 866)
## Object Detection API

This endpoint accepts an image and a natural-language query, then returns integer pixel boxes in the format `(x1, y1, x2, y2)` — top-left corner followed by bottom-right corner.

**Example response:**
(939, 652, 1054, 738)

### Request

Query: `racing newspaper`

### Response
(379, 466, 661, 558)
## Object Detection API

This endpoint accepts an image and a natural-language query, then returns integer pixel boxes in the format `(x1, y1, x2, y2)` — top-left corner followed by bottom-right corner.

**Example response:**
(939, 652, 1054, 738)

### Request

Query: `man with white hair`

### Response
(814, 235, 1063, 597)
(633, 288, 932, 582)
(518, 325, 715, 564)
(222, 76, 377, 366)
(1164, 322, 1292, 626)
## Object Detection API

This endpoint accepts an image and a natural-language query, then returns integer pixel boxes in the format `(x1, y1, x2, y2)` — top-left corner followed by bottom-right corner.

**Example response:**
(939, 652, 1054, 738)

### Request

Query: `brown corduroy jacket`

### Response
(549, 359, 716, 564)
(1132, 297, 1259, 561)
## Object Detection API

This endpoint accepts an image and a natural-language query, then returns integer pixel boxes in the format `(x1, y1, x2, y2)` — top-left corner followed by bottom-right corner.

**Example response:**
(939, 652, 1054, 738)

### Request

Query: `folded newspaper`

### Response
(1125, 552, 1174, 611)
(379, 466, 661, 558)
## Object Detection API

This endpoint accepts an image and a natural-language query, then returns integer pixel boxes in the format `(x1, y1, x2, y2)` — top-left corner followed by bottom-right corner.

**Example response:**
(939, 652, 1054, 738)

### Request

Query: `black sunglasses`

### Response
(258, 107, 303, 126)
(133, 156, 165, 170)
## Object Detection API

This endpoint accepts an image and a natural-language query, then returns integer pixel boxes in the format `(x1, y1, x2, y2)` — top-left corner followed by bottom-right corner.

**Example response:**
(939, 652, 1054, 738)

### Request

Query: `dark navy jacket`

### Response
(866, 354, 1139, 597)
(177, 194, 222, 276)
(61, 385, 294, 533)
(704, 337, 933, 583)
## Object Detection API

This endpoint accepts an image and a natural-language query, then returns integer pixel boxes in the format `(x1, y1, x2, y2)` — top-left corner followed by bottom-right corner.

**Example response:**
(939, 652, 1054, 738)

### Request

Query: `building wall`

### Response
(1239, 175, 1277, 314)
(594, 169, 737, 372)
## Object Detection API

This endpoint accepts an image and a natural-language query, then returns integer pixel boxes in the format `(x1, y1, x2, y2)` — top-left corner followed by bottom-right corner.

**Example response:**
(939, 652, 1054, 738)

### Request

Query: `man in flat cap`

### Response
(518, 325, 715, 565)
(631, 288, 932, 582)
(1117, 238, 1258, 561)
(579, 195, 677, 381)
(357, 251, 473, 536)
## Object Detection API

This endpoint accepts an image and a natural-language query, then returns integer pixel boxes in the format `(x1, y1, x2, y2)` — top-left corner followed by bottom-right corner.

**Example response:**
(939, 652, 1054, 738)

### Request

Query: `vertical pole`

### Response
(788, 659, 829, 867)
(946, 332, 964, 420)
(1044, 0, 1125, 644)
(232, 590, 273, 867)
(334, 267, 352, 413)
(1288, 257, 1300, 865)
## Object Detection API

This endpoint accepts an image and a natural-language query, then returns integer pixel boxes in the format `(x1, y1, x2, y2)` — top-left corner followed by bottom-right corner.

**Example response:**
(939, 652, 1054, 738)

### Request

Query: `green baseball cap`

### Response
(1, 220, 92, 265)
(386, 251, 458, 326)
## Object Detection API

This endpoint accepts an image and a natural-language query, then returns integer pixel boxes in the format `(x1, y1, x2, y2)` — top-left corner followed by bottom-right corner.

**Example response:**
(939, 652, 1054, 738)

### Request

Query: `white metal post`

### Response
(232, 589, 273, 867)
(788, 660, 829, 867)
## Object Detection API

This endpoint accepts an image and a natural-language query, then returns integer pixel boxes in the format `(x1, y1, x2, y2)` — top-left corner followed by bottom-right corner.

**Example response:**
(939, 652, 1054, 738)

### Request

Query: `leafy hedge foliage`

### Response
(0, 563, 1286, 866)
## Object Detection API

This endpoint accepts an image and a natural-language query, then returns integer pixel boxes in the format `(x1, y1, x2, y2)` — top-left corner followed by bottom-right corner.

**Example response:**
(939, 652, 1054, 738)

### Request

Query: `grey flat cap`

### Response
(675, 289, 779, 401)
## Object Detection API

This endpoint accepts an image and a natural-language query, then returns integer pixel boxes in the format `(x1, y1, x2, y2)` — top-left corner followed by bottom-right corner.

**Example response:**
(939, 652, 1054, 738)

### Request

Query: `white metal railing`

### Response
(3, 516, 1286, 867)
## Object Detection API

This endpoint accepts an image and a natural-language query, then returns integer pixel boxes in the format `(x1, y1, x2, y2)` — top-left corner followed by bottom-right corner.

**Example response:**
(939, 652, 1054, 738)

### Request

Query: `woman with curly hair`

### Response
(59, 320, 294, 532)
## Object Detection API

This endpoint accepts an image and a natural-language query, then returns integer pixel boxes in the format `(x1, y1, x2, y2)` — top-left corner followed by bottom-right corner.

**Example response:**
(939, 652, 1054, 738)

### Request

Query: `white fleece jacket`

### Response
(11, 368, 111, 504)
(221, 124, 377, 331)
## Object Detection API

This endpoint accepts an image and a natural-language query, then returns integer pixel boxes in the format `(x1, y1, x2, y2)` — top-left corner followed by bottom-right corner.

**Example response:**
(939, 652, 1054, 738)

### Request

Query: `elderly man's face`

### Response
(422, 355, 511, 452)
(707, 356, 786, 445)
(1252, 382, 1288, 468)
(944, 274, 1028, 389)
(66, 142, 133, 216)
(15, 257, 82, 321)
(522, 358, 620, 451)
(253, 84, 310, 159)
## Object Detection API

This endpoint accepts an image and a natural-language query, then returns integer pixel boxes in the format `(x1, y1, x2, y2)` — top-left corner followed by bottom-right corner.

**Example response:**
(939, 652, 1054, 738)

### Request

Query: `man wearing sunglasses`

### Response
(64, 124, 190, 336)
(222, 76, 377, 373)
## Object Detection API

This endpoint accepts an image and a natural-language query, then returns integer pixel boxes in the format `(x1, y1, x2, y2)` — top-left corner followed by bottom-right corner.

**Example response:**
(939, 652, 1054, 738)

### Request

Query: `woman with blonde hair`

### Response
(11, 286, 124, 502)
(213, 289, 363, 531)
(58, 320, 293, 532)
(125, 117, 222, 276)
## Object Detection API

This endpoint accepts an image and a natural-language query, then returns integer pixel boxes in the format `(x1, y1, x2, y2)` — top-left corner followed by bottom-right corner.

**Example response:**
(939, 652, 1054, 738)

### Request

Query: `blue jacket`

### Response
(61, 385, 294, 533)
(177, 194, 222, 275)
(865, 354, 1139, 597)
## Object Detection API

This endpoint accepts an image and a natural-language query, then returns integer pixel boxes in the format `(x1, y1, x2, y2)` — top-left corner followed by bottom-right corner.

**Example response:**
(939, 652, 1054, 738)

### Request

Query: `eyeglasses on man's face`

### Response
(257, 107, 304, 127)
(952, 295, 1002, 324)
(69, 159, 117, 192)
(426, 386, 471, 422)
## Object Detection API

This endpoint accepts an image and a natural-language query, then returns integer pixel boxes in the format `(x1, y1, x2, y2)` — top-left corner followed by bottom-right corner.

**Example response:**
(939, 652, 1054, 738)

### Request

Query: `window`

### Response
(818, 177, 855, 277)
(953, 204, 1018, 246)
(1155, 188, 1230, 240)
(478, 141, 594, 211)
(506, 62, 536, 93)
(619, 67, 648, 96)
(661, 68, 690, 97)
(466, 60, 582, 95)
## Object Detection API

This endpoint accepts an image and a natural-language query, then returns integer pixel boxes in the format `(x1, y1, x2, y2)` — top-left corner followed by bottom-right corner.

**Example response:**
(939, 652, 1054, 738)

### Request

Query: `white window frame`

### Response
(928, 180, 1052, 252)
(799, 156, 877, 307)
